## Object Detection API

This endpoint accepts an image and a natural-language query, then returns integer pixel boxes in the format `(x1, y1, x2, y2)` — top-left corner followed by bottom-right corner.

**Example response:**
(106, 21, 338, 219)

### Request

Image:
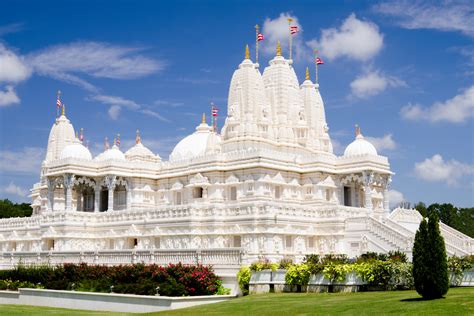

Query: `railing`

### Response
(0, 248, 243, 270)
(366, 217, 412, 251)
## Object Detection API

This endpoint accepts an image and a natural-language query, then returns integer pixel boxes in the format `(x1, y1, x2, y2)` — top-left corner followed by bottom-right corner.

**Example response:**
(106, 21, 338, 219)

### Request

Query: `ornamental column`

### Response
(77, 188, 83, 211)
(105, 175, 117, 212)
(94, 181, 101, 212)
(362, 171, 374, 210)
(126, 179, 132, 210)
(63, 174, 74, 212)
(47, 177, 55, 212)
(383, 175, 392, 214)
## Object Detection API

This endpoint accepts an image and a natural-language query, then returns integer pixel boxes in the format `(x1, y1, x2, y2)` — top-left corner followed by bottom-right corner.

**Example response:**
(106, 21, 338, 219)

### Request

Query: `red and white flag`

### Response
(56, 97, 61, 109)
(290, 25, 298, 35)
(257, 33, 264, 41)
(212, 106, 219, 117)
(316, 57, 324, 65)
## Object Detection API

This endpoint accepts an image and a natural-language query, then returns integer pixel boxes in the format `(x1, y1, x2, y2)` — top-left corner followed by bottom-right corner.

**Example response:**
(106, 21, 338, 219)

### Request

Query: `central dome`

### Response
(170, 119, 220, 161)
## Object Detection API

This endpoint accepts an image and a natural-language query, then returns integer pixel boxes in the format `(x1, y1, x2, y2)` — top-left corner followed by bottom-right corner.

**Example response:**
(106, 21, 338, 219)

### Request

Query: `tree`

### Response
(0, 199, 32, 218)
(412, 218, 429, 296)
(412, 213, 449, 299)
(426, 212, 449, 298)
(414, 202, 427, 218)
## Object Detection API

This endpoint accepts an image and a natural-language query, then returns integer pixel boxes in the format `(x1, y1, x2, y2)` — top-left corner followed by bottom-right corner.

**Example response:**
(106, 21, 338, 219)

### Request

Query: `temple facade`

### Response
(0, 44, 472, 268)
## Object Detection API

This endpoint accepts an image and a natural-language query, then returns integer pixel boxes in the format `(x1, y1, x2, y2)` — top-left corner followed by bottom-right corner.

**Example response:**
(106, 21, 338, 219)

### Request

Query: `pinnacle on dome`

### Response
(136, 129, 141, 144)
(355, 124, 362, 137)
(276, 41, 282, 56)
(305, 67, 310, 81)
(202, 112, 206, 124)
(245, 44, 250, 60)
(61, 103, 66, 116)
(104, 137, 110, 150)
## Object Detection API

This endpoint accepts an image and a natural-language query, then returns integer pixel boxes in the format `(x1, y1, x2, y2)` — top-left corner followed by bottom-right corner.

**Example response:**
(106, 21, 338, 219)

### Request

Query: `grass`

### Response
(1, 287, 473, 315)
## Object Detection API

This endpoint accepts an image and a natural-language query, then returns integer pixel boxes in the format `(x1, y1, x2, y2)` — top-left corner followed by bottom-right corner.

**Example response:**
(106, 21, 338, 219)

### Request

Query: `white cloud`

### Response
(140, 109, 170, 123)
(0, 44, 31, 83)
(91, 94, 140, 110)
(0, 23, 24, 36)
(365, 134, 397, 152)
(414, 154, 474, 186)
(307, 14, 384, 61)
(27, 41, 164, 80)
(350, 70, 405, 98)
(261, 13, 307, 60)
(374, 1, 474, 37)
(0, 147, 44, 174)
(401, 85, 474, 123)
(388, 189, 406, 208)
(0, 85, 20, 106)
(108, 105, 121, 120)
(1, 182, 27, 197)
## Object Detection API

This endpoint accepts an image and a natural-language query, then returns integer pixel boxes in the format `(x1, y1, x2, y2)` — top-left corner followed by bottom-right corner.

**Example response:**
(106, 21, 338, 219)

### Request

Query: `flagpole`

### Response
(255, 24, 259, 64)
(314, 49, 319, 84)
(288, 18, 293, 60)
(56, 90, 61, 117)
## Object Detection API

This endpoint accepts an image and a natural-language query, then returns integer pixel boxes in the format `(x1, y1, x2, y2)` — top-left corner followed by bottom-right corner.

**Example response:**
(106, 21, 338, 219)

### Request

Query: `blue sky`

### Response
(0, 0, 473, 207)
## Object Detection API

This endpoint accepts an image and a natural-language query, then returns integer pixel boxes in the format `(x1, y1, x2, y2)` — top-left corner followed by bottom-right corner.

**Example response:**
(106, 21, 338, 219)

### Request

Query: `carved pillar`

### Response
(77, 188, 83, 212)
(126, 179, 132, 210)
(383, 175, 392, 214)
(363, 171, 374, 210)
(105, 175, 117, 212)
(94, 181, 101, 212)
(47, 178, 55, 212)
(63, 174, 74, 212)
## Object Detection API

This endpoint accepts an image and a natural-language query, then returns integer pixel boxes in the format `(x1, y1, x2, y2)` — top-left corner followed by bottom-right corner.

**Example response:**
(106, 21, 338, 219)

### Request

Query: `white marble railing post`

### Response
(105, 175, 117, 212)
(63, 174, 74, 212)
(47, 178, 55, 212)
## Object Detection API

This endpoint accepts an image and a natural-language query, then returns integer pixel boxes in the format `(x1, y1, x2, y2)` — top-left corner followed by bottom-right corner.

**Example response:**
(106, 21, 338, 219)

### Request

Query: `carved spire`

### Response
(276, 41, 282, 56)
(355, 124, 361, 137)
(305, 67, 310, 81)
(136, 129, 141, 144)
(245, 44, 250, 59)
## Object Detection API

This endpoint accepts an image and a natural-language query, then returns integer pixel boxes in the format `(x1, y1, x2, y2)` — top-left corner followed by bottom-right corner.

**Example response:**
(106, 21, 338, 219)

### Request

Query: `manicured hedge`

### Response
(0, 262, 227, 296)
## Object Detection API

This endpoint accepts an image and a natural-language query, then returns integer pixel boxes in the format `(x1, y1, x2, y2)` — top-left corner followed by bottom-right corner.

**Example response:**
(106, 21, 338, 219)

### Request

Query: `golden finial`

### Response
(276, 41, 282, 56)
(136, 129, 141, 144)
(113, 137, 117, 146)
(75, 131, 79, 139)
(245, 44, 250, 59)
(355, 124, 361, 136)
(61, 103, 65, 116)
(305, 67, 310, 81)
(201, 113, 206, 124)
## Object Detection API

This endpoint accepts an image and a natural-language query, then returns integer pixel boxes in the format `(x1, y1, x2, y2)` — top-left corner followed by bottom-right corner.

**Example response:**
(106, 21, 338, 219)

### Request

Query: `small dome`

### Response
(170, 120, 218, 161)
(60, 141, 92, 160)
(125, 142, 160, 162)
(344, 131, 377, 157)
(95, 145, 125, 161)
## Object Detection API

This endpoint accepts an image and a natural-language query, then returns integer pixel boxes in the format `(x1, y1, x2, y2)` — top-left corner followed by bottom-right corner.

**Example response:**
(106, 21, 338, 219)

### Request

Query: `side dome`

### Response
(95, 144, 125, 161)
(344, 127, 377, 157)
(60, 141, 92, 160)
(170, 118, 215, 161)
(125, 133, 160, 162)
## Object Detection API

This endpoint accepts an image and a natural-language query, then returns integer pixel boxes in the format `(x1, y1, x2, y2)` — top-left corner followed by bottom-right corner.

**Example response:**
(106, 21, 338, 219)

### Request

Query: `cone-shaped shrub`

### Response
(426, 212, 449, 298)
(412, 213, 449, 299)
(413, 218, 429, 296)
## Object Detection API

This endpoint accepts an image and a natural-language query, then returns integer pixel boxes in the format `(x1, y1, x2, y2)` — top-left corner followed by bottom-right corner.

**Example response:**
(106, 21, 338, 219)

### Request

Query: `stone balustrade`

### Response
(0, 248, 243, 270)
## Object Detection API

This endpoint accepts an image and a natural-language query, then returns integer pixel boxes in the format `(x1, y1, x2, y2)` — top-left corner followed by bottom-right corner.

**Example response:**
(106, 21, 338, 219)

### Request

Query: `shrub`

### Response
(388, 250, 408, 263)
(278, 257, 293, 269)
(321, 254, 348, 265)
(285, 263, 310, 290)
(448, 256, 473, 286)
(413, 213, 449, 299)
(249, 259, 278, 271)
(322, 262, 352, 283)
(237, 266, 250, 295)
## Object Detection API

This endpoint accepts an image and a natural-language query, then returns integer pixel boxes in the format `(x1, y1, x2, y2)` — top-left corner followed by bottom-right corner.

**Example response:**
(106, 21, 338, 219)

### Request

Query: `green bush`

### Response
(285, 263, 310, 290)
(448, 256, 473, 286)
(249, 259, 278, 271)
(322, 262, 353, 283)
(237, 266, 250, 295)
(413, 213, 449, 299)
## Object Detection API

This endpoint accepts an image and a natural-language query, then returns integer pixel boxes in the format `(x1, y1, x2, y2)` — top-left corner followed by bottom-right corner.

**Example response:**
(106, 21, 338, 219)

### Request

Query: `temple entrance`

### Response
(100, 189, 108, 212)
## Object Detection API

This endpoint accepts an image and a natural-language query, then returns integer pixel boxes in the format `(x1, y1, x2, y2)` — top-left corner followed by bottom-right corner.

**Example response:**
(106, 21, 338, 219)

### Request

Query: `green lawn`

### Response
(1, 287, 473, 316)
